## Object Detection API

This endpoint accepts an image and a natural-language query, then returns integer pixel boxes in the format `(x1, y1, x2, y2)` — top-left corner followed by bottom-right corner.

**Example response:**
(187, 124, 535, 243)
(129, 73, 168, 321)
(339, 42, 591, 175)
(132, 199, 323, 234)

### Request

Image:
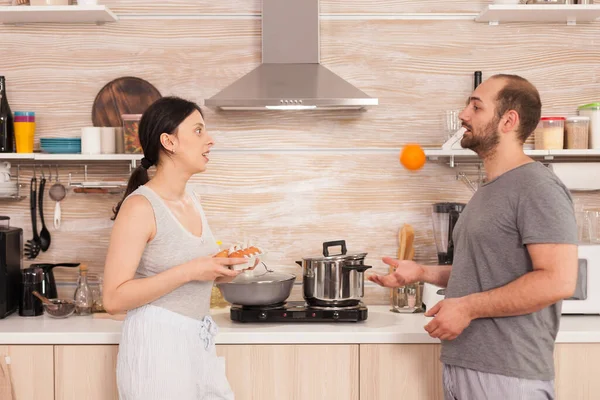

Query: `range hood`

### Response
(204, 0, 378, 111)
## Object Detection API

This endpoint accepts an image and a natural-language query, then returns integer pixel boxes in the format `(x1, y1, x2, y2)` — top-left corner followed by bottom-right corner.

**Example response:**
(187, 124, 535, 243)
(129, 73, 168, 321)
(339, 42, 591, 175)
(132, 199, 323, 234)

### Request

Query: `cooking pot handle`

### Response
(323, 240, 347, 256)
(342, 264, 372, 272)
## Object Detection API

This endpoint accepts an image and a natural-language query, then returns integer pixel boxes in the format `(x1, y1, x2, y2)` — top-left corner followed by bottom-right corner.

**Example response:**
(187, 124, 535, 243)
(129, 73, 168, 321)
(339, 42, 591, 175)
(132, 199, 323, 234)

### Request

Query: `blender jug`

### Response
(432, 203, 466, 265)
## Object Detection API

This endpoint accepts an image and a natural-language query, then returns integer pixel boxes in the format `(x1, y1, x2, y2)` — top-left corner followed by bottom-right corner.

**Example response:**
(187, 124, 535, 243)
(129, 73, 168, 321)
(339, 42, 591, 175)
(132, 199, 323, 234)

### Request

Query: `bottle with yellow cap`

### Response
(73, 264, 93, 315)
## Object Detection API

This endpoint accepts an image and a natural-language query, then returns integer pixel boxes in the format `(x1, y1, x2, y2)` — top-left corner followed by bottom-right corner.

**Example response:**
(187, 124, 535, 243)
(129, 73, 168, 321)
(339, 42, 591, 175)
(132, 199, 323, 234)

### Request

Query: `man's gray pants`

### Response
(443, 364, 555, 400)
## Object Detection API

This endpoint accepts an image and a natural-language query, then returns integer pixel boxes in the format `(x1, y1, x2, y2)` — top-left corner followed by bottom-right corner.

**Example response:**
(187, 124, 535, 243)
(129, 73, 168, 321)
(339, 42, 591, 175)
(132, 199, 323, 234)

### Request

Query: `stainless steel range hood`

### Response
(204, 0, 378, 111)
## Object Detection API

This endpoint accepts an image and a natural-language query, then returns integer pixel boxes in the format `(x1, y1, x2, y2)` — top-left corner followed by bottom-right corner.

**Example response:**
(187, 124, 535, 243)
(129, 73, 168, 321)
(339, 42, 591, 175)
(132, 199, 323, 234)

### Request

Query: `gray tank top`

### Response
(125, 185, 219, 320)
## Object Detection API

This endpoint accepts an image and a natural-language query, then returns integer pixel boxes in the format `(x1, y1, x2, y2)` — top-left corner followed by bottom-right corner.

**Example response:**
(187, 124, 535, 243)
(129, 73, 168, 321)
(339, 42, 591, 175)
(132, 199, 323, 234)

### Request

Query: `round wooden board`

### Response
(91, 76, 162, 127)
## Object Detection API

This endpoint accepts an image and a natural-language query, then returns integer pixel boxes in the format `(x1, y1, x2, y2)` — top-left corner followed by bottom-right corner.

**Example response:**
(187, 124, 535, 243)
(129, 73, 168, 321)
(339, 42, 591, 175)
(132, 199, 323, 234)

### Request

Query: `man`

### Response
(370, 74, 578, 399)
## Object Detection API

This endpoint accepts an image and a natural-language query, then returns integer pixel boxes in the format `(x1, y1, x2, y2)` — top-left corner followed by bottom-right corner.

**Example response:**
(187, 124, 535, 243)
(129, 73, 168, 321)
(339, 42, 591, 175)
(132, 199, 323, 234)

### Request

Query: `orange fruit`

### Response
(400, 144, 426, 171)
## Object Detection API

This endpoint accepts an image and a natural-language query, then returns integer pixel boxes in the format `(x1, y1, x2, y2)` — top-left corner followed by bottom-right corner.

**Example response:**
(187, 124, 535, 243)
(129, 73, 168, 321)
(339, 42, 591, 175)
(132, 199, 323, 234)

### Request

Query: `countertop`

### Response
(1, 306, 600, 345)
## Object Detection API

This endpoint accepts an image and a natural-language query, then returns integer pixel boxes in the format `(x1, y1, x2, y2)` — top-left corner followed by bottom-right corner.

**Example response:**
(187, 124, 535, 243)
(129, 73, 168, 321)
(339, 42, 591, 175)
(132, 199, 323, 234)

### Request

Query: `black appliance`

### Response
(432, 202, 466, 265)
(0, 216, 22, 319)
(19, 267, 44, 317)
(230, 301, 368, 323)
(30, 262, 80, 299)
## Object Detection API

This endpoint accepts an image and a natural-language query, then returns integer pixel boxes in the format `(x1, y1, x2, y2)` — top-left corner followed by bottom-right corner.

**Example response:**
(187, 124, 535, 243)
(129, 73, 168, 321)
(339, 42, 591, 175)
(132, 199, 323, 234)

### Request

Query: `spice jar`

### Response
(535, 117, 565, 150)
(565, 116, 590, 149)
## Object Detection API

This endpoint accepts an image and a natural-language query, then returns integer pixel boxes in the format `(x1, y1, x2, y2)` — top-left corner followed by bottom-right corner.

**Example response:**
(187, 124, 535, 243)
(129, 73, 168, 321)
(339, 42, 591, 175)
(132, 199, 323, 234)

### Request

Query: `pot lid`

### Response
(578, 102, 600, 110)
(225, 265, 296, 285)
(301, 252, 368, 262)
(302, 240, 367, 262)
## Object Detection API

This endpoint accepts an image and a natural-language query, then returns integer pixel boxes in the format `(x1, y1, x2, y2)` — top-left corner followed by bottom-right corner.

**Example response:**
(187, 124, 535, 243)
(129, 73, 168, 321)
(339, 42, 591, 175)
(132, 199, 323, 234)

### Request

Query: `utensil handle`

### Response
(54, 201, 61, 229)
(32, 290, 52, 305)
(30, 177, 39, 240)
(342, 264, 372, 273)
(38, 177, 46, 227)
(322, 240, 347, 257)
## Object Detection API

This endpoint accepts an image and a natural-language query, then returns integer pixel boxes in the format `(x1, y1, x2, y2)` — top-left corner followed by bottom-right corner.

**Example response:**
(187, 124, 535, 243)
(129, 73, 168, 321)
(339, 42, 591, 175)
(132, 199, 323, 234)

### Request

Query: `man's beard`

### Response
(460, 117, 500, 158)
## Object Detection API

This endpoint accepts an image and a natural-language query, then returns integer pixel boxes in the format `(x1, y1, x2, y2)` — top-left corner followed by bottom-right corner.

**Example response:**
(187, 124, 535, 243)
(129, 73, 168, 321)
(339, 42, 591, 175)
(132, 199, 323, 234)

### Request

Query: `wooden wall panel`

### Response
(1, 20, 600, 151)
(1, 14, 599, 304)
(0, 1, 493, 15)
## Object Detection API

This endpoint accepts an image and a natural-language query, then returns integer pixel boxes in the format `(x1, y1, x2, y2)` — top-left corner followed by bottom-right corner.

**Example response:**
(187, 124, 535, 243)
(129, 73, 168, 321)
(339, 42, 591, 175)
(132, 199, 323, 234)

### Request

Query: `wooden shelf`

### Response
(0, 5, 118, 24)
(476, 4, 600, 25)
(425, 148, 600, 166)
(0, 153, 141, 162)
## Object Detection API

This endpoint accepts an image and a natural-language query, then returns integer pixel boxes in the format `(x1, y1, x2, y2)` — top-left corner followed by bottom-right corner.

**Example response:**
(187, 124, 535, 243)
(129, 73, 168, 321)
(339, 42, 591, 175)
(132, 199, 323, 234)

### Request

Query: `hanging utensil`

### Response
(24, 174, 40, 259)
(49, 165, 66, 230)
(38, 169, 51, 252)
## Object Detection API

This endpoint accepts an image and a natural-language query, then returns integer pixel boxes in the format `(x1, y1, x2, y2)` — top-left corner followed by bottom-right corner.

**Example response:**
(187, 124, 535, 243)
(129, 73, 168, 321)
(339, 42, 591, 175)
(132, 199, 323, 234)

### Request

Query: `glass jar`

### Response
(535, 117, 565, 150)
(121, 114, 143, 154)
(578, 103, 600, 149)
(565, 116, 590, 149)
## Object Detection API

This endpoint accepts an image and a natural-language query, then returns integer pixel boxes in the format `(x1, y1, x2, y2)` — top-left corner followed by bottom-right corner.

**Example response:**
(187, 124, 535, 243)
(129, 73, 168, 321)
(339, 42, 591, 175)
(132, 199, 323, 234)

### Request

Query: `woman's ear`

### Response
(160, 133, 177, 154)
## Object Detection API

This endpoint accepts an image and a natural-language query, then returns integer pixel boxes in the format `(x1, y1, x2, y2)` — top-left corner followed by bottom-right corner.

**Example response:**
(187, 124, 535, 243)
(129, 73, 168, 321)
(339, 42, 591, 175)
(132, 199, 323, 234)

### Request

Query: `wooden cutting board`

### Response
(91, 76, 162, 127)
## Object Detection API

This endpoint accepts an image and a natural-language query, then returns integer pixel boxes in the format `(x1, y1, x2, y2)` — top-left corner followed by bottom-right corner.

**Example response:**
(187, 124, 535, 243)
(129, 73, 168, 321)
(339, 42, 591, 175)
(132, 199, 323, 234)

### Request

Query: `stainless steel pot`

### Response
(217, 263, 296, 306)
(297, 240, 372, 307)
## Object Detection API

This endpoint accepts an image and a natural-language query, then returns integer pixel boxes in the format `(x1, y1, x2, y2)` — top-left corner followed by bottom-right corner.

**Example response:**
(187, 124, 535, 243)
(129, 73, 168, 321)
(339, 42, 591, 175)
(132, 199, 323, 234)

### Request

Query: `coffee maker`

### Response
(0, 216, 22, 319)
(431, 202, 466, 265)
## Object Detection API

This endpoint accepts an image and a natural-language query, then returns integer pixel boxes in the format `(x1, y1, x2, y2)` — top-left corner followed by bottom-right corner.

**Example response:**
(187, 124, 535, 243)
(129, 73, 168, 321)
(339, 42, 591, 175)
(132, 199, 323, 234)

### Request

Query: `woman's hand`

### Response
(185, 256, 247, 282)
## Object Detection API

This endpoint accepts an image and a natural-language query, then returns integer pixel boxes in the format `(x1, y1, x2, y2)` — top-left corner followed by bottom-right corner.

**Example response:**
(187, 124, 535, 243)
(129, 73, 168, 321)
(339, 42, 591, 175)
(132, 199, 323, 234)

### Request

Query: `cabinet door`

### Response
(0, 345, 54, 400)
(555, 343, 600, 400)
(360, 344, 443, 400)
(54, 345, 118, 400)
(217, 344, 359, 400)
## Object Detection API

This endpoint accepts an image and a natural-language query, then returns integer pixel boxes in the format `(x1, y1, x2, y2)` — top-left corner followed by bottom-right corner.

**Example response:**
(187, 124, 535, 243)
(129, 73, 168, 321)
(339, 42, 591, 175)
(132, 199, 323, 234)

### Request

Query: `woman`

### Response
(103, 96, 245, 399)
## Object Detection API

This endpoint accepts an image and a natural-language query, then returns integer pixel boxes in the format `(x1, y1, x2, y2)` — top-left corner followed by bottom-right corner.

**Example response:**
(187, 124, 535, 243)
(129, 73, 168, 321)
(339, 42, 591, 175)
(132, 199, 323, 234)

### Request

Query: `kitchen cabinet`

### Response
(54, 345, 118, 400)
(360, 343, 600, 400)
(216, 344, 359, 400)
(554, 343, 600, 399)
(0, 345, 54, 400)
(1, 343, 599, 399)
(360, 344, 444, 400)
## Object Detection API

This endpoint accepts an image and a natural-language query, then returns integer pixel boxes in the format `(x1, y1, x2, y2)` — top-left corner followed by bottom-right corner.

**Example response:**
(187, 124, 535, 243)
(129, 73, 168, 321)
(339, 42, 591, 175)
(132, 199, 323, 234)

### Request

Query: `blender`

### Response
(432, 202, 466, 265)
(423, 202, 466, 311)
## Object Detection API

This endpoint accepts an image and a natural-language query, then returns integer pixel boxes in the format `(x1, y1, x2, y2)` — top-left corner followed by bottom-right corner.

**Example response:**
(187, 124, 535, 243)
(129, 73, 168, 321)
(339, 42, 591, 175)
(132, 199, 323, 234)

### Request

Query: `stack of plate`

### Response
(40, 137, 82, 154)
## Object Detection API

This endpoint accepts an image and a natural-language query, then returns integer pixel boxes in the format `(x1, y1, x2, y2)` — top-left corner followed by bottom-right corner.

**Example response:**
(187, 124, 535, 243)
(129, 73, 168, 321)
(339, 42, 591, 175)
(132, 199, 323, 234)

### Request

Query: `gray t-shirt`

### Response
(440, 162, 578, 381)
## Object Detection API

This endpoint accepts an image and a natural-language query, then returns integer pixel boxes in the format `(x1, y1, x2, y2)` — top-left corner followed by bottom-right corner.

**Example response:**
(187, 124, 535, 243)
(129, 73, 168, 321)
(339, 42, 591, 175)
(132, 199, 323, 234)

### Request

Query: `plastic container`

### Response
(122, 114, 143, 154)
(13, 111, 35, 153)
(535, 117, 565, 150)
(578, 103, 600, 149)
(565, 116, 590, 149)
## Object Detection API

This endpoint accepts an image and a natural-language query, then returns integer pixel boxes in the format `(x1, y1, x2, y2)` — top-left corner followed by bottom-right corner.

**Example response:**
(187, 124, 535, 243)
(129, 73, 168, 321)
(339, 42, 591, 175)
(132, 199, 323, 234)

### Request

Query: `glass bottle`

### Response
(73, 264, 93, 315)
(92, 276, 105, 313)
(0, 76, 15, 153)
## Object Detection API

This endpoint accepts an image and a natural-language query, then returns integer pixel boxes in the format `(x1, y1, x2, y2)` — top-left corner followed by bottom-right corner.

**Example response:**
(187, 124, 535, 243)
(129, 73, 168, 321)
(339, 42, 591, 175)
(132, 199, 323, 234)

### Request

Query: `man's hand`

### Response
(424, 297, 474, 341)
(368, 257, 425, 288)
